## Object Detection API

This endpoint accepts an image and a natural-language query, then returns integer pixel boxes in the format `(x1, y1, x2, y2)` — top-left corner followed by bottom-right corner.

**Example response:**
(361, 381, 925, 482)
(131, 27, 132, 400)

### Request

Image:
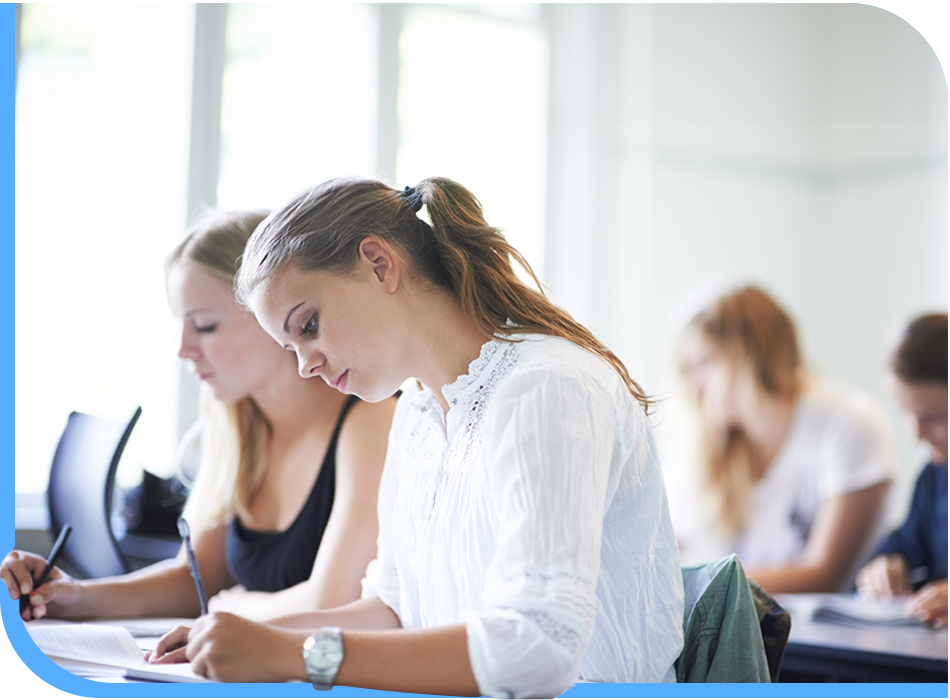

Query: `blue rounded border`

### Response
(2, 3, 946, 699)
(3, 589, 948, 700)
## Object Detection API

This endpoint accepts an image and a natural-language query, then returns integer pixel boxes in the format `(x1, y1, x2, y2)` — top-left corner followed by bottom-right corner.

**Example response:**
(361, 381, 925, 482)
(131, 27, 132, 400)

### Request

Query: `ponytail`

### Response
(416, 178, 651, 411)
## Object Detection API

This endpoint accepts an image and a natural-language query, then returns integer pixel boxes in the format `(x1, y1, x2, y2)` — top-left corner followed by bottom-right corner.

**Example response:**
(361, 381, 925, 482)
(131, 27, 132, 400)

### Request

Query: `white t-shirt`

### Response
(667, 380, 897, 573)
(362, 334, 684, 698)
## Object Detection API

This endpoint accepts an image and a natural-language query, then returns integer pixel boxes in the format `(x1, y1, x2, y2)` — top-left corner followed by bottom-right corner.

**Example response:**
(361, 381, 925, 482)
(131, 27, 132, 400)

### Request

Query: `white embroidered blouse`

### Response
(362, 334, 684, 697)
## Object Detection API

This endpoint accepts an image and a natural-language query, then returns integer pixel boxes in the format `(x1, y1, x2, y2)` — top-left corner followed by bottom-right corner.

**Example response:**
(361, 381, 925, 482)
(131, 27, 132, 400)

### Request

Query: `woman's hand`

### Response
(146, 624, 193, 664)
(148, 613, 307, 681)
(1, 550, 80, 620)
(149, 613, 307, 682)
(907, 579, 948, 628)
(856, 553, 910, 599)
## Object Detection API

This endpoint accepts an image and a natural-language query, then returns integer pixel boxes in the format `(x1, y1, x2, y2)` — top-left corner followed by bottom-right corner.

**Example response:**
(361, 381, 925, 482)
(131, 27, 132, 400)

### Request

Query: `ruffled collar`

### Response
(405, 335, 517, 418)
(441, 336, 511, 408)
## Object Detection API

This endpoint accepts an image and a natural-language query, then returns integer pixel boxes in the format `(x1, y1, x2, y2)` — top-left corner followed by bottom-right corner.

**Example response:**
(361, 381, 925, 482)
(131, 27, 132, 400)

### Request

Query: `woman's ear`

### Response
(358, 237, 400, 293)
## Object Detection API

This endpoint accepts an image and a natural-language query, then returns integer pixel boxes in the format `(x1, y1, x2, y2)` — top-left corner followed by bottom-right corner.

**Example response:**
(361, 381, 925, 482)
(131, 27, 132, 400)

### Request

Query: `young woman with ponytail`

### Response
(146, 177, 685, 695)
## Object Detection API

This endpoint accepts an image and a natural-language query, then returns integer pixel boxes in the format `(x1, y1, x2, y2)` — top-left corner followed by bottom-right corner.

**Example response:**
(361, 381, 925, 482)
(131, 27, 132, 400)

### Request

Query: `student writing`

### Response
(856, 313, 948, 627)
(147, 177, 685, 695)
(2, 210, 396, 622)
(667, 285, 897, 593)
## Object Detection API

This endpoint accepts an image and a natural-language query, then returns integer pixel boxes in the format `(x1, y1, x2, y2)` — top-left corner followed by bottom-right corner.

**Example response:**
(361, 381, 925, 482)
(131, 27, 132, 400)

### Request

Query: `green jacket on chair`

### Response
(676, 554, 791, 682)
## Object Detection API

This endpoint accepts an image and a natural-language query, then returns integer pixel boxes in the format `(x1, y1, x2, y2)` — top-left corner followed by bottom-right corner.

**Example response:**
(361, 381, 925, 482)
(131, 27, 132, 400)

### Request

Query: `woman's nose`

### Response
(298, 350, 323, 379)
(178, 327, 201, 360)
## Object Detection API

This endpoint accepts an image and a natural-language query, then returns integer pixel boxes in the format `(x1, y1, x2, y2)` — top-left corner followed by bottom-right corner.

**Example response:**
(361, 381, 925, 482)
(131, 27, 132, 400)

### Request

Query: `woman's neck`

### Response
(405, 287, 492, 415)
(250, 356, 348, 442)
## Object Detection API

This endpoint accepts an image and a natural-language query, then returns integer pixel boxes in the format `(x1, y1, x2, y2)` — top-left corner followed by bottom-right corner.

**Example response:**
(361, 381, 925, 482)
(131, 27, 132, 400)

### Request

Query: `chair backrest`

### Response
(47, 407, 142, 579)
(676, 554, 791, 683)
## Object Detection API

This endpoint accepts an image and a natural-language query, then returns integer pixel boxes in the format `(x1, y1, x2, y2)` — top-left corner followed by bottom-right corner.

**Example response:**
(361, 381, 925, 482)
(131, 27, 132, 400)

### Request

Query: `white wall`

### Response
(543, 3, 947, 525)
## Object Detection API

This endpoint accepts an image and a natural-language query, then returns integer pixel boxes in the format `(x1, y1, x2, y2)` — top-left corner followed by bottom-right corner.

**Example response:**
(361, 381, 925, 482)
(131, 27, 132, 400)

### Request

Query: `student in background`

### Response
(856, 313, 947, 628)
(147, 176, 684, 694)
(2, 210, 396, 622)
(668, 284, 896, 594)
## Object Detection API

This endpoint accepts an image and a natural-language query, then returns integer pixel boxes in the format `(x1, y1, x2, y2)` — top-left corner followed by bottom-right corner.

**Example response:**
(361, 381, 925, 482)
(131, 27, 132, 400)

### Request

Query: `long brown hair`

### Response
(680, 285, 804, 534)
(167, 209, 272, 530)
(236, 176, 650, 410)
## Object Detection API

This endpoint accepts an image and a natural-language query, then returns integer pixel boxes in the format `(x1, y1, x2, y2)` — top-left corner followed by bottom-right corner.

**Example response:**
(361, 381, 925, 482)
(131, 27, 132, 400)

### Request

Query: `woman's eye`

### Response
(195, 323, 216, 333)
(300, 315, 318, 338)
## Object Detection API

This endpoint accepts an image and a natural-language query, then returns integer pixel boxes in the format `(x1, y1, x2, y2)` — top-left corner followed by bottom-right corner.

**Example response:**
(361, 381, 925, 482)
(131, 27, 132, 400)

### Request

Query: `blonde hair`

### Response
(235, 176, 650, 410)
(166, 210, 271, 531)
(679, 285, 803, 534)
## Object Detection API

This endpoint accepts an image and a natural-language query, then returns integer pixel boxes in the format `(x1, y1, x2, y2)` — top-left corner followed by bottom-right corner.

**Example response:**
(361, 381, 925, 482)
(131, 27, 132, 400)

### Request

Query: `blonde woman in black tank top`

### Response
(2, 211, 397, 622)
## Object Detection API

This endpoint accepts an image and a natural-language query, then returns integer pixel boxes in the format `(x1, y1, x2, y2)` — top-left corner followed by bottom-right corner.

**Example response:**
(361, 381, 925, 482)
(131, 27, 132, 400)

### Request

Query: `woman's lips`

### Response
(329, 370, 348, 392)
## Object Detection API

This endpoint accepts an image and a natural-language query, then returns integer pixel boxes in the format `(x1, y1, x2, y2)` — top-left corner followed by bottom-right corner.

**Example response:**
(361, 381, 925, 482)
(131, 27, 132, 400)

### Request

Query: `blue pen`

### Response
(177, 517, 208, 616)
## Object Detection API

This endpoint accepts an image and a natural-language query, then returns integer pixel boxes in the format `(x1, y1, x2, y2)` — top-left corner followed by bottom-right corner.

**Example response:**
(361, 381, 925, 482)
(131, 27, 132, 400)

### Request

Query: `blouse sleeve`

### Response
(464, 364, 617, 698)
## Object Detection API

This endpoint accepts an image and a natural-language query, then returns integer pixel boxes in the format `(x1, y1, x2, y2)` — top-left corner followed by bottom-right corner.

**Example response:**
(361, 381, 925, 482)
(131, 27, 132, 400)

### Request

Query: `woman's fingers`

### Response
(907, 579, 949, 627)
(146, 625, 193, 663)
(1, 551, 47, 601)
(148, 646, 190, 665)
(857, 554, 908, 599)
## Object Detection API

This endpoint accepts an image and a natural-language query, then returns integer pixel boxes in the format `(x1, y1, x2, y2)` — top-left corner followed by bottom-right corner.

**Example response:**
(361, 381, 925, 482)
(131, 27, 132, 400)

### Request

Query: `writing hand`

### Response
(1, 550, 76, 620)
(906, 579, 948, 628)
(855, 554, 909, 600)
(185, 612, 308, 682)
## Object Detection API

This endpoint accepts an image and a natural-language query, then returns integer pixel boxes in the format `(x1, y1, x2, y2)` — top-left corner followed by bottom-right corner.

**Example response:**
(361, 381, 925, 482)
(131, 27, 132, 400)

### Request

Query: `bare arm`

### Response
(746, 481, 889, 593)
(2, 523, 234, 620)
(153, 597, 479, 695)
(148, 595, 400, 661)
(206, 397, 396, 620)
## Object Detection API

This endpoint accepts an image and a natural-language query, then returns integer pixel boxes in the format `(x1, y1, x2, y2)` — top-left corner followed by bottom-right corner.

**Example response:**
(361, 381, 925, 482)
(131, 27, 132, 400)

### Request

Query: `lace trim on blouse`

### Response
(522, 610, 584, 656)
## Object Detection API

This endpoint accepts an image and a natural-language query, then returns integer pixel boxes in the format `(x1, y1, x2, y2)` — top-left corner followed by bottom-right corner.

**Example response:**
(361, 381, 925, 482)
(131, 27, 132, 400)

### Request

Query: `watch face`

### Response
(311, 637, 344, 670)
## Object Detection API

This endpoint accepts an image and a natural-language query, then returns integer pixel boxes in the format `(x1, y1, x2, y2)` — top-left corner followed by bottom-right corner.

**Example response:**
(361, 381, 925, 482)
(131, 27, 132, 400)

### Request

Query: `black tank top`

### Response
(225, 395, 360, 592)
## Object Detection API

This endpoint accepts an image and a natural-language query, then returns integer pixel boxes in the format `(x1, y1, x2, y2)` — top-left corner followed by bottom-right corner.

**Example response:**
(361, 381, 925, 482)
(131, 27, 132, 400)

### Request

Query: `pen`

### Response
(20, 524, 72, 616)
(177, 517, 208, 616)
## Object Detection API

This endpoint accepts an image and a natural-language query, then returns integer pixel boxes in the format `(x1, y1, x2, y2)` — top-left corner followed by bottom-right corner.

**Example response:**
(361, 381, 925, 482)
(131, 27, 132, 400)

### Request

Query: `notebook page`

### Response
(28, 624, 144, 667)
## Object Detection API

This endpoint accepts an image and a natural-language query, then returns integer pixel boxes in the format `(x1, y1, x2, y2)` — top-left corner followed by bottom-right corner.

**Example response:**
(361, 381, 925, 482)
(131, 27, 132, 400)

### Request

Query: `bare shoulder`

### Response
(335, 396, 399, 482)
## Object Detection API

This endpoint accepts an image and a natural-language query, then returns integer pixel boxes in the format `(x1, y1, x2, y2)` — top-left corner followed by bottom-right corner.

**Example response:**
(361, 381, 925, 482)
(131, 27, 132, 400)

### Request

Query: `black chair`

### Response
(46, 407, 142, 578)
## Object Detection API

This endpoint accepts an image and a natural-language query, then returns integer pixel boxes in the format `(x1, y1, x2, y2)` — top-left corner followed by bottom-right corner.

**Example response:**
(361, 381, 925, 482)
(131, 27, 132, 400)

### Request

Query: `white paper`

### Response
(27, 622, 210, 683)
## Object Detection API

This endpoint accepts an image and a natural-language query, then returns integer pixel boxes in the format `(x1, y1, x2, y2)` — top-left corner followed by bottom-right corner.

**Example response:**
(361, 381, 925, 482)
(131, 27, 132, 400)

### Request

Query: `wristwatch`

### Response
(302, 626, 345, 690)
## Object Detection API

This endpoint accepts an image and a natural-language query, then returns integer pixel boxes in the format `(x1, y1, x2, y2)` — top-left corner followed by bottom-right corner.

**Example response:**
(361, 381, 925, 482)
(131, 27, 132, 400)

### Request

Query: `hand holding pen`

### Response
(0, 524, 73, 620)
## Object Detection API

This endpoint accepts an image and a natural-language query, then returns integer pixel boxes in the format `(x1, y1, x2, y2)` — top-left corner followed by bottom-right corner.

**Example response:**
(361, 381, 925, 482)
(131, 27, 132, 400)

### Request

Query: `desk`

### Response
(777, 594, 948, 683)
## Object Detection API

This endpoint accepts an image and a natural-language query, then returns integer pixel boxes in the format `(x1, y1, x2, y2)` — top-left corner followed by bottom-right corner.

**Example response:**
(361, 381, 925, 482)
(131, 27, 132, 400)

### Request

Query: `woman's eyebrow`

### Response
(283, 301, 305, 334)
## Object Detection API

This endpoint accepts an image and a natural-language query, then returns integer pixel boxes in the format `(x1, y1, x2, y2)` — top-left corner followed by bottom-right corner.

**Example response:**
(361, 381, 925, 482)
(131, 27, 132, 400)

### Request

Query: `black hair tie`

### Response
(402, 185, 424, 213)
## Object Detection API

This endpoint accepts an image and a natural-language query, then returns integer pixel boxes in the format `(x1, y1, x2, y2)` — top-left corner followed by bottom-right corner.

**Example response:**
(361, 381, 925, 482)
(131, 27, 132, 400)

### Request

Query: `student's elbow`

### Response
(465, 612, 583, 698)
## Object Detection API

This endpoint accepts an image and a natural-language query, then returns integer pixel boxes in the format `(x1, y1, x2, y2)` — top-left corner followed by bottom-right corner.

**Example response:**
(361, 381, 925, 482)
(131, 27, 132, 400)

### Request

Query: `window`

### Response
(217, 3, 379, 210)
(397, 4, 548, 277)
(15, 4, 192, 494)
(14, 3, 549, 500)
